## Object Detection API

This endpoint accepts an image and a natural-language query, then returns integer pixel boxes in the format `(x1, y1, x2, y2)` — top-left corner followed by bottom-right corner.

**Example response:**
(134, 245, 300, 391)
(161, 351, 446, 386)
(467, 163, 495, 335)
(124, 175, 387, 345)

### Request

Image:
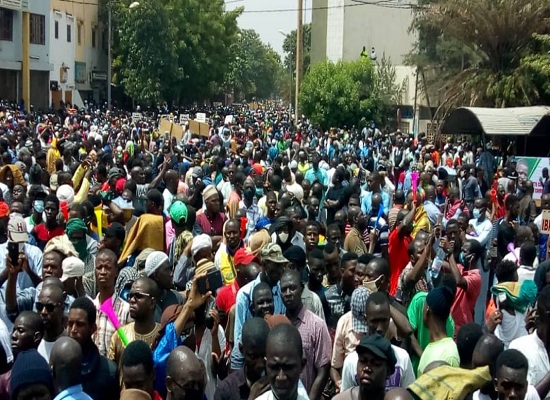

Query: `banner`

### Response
(515, 157, 550, 200)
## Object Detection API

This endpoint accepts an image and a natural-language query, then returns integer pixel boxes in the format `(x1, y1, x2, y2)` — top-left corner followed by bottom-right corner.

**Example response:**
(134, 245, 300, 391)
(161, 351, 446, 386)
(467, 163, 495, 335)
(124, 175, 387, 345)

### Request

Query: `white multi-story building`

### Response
(0, 0, 52, 110)
(49, 0, 105, 109)
(311, 0, 435, 134)
(0, 0, 104, 111)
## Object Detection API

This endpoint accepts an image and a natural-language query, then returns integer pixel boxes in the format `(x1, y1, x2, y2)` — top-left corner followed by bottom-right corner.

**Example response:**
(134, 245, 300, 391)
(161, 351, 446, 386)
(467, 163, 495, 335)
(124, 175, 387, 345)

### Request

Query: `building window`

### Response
(91, 27, 96, 48)
(30, 13, 45, 45)
(67, 24, 71, 42)
(54, 21, 58, 39)
(0, 8, 14, 41)
(77, 23, 82, 45)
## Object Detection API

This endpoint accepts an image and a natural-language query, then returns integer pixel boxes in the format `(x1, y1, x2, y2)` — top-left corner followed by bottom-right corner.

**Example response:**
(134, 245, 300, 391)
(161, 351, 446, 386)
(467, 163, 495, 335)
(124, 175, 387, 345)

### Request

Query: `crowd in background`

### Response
(0, 100, 549, 400)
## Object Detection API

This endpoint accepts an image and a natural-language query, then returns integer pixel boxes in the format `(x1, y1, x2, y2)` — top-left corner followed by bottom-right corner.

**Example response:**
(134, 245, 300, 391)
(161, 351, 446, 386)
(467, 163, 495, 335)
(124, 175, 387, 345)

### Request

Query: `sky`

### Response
(224, 0, 313, 57)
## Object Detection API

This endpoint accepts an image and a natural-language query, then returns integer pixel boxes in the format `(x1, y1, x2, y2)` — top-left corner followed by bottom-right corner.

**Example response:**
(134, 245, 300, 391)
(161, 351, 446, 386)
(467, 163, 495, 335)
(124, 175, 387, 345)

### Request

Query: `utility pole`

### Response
(295, 0, 303, 124)
(107, 0, 112, 110)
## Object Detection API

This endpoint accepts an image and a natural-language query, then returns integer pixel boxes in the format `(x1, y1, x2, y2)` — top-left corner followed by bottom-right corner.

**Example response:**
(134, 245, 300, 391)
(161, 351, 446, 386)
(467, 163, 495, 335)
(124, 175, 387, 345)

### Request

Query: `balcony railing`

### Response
(0, 0, 29, 11)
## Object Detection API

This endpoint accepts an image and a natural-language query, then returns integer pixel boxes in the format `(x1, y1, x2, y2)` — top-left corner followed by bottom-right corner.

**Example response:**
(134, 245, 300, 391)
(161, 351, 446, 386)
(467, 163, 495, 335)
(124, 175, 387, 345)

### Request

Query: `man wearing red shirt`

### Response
(447, 238, 482, 336)
(388, 206, 415, 296)
(216, 248, 260, 318)
(31, 194, 65, 250)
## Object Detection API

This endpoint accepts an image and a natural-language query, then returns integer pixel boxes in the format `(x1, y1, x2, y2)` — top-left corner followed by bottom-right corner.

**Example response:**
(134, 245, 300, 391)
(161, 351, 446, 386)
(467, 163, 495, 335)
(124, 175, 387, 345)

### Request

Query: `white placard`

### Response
(196, 112, 207, 123)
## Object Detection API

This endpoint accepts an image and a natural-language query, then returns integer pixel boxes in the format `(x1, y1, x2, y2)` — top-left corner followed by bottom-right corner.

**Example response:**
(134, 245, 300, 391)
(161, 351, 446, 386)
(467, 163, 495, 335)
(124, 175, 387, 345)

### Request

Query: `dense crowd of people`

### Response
(0, 100, 549, 400)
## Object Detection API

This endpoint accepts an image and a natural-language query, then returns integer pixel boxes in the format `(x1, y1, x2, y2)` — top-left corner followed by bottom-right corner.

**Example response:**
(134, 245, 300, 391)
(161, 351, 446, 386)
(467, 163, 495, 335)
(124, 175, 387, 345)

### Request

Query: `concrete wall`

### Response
(0, 1, 52, 109)
(50, 0, 101, 107)
(311, 0, 417, 66)
(342, 0, 415, 65)
(311, 0, 328, 66)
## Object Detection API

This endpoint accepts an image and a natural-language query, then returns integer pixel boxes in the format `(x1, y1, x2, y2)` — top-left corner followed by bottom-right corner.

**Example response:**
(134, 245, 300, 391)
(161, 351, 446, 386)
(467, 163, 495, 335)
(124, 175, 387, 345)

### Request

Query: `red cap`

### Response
(234, 247, 258, 266)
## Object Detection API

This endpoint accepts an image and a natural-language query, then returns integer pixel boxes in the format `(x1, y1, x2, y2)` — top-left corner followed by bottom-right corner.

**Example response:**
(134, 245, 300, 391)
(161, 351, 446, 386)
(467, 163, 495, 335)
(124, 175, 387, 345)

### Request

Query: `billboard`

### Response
(516, 157, 550, 200)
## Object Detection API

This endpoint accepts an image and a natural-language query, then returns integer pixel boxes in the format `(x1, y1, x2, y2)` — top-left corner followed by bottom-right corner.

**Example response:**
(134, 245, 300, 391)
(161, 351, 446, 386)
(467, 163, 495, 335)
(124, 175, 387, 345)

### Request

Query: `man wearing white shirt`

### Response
(340, 292, 415, 391)
(255, 323, 310, 400)
(479, 349, 541, 400)
(465, 198, 494, 325)
(509, 285, 550, 399)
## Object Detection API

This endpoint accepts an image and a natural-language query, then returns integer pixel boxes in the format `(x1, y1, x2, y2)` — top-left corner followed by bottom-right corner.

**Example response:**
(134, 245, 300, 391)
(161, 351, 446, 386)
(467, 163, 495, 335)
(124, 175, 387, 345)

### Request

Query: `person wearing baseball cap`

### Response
(61, 256, 85, 298)
(101, 222, 126, 258)
(334, 334, 397, 400)
(144, 251, 184, 322)
(215, 248, 260, 317)
(340, 292, 416, 392)
(231, 243, 289, 371)
(8, 214, 30, 243)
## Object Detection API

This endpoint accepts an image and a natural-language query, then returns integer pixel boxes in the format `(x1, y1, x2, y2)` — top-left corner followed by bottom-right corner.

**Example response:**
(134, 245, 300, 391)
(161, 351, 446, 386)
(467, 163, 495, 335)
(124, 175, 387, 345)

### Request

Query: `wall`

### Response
(0, 1, 52, 109)
(311, 0, 417, 66)
(310, 0, 328, 66)
(49, 9, 75, 106)
(342, 0, 416, 65)
(50, 0, 101, 107)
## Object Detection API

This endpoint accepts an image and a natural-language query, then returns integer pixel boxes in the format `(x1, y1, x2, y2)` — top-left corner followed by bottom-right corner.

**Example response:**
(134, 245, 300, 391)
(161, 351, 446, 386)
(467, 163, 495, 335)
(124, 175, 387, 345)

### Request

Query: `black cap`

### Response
(356, 333, 396, 373)
(104, 222, 126, 242)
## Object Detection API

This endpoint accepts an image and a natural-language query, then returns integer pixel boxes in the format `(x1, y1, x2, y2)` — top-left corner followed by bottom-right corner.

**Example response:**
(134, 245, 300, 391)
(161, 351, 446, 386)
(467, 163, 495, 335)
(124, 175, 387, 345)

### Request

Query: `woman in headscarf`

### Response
(0, 164, 25, 205)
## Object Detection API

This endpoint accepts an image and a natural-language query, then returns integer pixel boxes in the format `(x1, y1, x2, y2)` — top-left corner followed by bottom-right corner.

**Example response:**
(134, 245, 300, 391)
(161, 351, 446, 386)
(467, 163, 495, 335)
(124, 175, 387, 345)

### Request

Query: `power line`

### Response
(239, 1, 418, 14)
(55, 0, 419, 13)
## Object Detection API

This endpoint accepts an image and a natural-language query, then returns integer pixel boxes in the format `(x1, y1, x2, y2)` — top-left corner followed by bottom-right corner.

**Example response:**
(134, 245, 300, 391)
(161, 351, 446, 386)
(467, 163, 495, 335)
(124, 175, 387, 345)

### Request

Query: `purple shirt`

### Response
(292, 306, 332, 392)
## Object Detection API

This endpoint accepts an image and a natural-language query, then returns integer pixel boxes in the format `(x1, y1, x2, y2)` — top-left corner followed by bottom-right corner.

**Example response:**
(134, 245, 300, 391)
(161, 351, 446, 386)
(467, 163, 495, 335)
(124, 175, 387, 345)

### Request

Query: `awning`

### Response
(441, 106, 550, 136)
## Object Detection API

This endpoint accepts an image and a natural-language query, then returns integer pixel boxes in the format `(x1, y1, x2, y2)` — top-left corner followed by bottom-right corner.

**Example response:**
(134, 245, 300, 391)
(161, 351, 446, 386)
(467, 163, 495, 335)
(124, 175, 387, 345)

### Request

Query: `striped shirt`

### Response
(291, 306, 332, 393)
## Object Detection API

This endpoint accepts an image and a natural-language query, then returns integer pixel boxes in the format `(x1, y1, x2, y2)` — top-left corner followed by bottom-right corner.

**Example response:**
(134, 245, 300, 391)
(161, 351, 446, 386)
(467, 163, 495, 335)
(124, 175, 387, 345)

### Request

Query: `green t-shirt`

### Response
(417, 337, 460, 375)
(407, 291, 455, 374)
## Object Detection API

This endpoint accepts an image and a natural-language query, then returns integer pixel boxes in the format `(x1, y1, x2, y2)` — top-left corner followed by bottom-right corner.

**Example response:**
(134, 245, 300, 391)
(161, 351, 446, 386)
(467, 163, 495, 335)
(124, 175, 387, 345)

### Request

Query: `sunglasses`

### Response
(36, 302, 61, 313)
(128, 291, 154, 301)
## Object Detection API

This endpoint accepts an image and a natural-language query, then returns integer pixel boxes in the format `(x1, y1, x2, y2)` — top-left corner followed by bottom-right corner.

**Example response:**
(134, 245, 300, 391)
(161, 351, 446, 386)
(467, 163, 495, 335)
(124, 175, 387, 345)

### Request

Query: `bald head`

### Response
(424, 185, 435, 200)
(394, 189, 405, 205)
(40, 283, 65, 304)
(43, 276, 64, 290)
(50, 337, 83, 389)
(348, 206, 361, 221)
(472, 334, 504, 376)
(166, 346, 206, 399)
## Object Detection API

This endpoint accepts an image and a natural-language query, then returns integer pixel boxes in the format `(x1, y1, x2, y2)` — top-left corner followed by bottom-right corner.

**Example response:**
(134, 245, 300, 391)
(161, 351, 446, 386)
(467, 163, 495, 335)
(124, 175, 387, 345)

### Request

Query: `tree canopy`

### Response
(109, 0, 243, 104)
(299, 59, 380, 129)
(223, 30, 284, 101)
(409, 0, 550, 116)
(282, 24, 312, 75)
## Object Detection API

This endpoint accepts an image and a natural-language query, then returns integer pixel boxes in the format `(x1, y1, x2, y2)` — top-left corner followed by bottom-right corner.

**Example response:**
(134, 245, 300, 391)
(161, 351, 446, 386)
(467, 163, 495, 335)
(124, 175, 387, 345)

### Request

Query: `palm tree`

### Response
(413, 0, 550, 119)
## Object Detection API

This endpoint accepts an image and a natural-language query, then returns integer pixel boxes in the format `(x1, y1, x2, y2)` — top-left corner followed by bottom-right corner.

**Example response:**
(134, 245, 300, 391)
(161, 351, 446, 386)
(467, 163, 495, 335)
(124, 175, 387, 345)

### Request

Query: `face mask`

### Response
(72, 238, 87, 260)
(33, 200, 45, 213)
(472, 208, 481, 219)
(363, 275, 382, 293)
(256, 188, 264, 197)
(278, 232, 289, 243)
(459, 252, 472, 265)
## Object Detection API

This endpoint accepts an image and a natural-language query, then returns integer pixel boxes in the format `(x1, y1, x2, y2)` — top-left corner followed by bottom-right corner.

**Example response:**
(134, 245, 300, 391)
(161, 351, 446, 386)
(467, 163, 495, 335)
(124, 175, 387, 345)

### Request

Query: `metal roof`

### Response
(441, 106, 550, 136)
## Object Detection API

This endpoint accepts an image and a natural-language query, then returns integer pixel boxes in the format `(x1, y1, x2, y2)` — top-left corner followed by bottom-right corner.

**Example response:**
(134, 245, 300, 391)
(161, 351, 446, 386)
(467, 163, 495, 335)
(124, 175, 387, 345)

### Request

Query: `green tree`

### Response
(299, 59, 380, 129)
(223, 30, 284, 100)
(168, 0, 241, 102)
(282, 24, 311, 75)
(113, 0, 181, 105)
(410, 0, 550, 116)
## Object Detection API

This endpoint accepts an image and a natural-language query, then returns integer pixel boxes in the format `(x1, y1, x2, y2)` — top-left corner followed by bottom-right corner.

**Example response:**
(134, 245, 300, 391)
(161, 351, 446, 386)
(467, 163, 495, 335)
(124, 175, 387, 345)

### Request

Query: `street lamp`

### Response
(278, 30, 292, 109)
(107, 1, 140, 110)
